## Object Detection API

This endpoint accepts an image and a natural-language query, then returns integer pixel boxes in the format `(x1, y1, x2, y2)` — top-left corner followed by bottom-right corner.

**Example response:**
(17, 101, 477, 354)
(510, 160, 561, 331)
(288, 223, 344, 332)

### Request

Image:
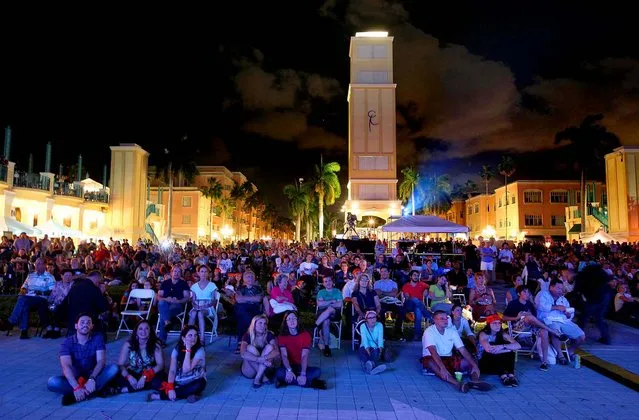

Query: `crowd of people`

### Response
(1, 232, 637, 405)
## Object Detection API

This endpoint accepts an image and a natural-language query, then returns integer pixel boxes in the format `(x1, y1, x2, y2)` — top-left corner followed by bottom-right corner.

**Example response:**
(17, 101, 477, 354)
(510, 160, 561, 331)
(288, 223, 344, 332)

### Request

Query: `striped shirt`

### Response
(22, 271, 56, 298)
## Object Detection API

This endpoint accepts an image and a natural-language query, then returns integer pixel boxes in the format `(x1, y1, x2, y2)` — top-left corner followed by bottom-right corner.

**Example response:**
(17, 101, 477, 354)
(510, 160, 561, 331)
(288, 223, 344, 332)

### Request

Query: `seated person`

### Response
(43, 268, 74, 339)
(334, 261, 353, 291)
(537, 279, 585, 363)
(614, 283, 639, 321)
(374, 266, 405, 340)
(358, 310, 390, 375)
(315, 276, 343, 357)
(428, 275, 453, 314)
(352, 274, 381, 322)
(448, 304, 476, 354)
(240, 314, 280, 388)
(401, 269, 432, 341)
(148, 326, 207, 403)
(276, 311, 327, 389)
(502, 285, 566, 370)
(114, 320, 166, 394)
(47, 313, 119, 405)
(234, 271, 264, 353)
(505, 276, 525, 305)
(7, 258, 56, 339)
(157, 266, 191, 344)
(477, 314, 521, 387)
(468, 273, 496, 321)
(421, 310, 491, 393)
(188, 265, 218, 345)
(266, 273, 296, 332)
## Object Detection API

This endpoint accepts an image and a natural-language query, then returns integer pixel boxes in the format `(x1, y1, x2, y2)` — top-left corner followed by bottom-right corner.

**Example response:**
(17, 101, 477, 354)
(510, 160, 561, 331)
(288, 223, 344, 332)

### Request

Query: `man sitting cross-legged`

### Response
(47, 313, 119, 405)
(421, 310, 491, 393)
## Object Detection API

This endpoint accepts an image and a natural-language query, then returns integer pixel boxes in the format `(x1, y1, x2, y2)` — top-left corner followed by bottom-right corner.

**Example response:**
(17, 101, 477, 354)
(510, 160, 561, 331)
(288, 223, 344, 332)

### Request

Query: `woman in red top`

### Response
(276, 311, 326, 389)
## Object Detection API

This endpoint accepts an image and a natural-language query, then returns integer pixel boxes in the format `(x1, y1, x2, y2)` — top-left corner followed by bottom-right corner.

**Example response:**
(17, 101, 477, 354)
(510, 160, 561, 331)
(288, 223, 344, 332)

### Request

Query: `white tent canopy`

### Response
(0, 217, 41, 236)
(581, 229, 618, 243)
(381, 215, 469, 233)
(37, 219, 85, 238)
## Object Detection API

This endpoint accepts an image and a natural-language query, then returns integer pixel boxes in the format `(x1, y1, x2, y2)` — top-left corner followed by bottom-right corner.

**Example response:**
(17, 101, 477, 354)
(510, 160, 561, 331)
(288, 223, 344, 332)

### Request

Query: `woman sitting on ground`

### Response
(477, 314, 521, 387)
(276, 311, 327, 389)
(148, 326, 207, 403)
(358, 310, 389, 375)
(115, 320, 165, 394)
(448, 303, 477, 354)
(240, 314, 280, 388)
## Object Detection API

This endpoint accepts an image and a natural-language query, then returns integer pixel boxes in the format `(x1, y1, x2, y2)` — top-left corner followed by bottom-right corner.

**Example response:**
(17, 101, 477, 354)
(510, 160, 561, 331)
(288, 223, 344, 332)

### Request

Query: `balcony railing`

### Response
(146, 203, 160, 218)
(13, 172, 50, 191)
(54, 182, 83, 198)
(84, 191, 109, 203)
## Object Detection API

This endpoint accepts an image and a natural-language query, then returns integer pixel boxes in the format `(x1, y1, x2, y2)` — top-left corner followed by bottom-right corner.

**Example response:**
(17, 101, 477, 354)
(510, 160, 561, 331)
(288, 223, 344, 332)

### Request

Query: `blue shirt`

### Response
(59, 333, 106, 375)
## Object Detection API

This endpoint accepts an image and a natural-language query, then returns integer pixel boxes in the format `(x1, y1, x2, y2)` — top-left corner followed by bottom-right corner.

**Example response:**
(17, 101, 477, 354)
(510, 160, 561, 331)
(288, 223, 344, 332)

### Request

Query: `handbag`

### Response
(175, 365, 206, 386)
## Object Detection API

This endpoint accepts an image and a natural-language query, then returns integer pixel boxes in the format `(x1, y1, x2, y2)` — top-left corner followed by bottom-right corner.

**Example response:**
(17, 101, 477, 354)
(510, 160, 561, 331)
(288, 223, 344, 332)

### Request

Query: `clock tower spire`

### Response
(344, 31, 402, 226)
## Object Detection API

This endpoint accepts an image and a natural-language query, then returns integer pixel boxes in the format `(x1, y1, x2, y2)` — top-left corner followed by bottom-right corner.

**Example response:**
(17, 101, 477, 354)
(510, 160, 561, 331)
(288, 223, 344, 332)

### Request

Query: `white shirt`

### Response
(537, 290, 571, 323)
(298, 262, 318, 276)
(374, 279, 398, 294)
(342, 279, 357, 299)
(422, 324, 464, 357)
(498, 249, 513, 263)
(447, 316, 475, 338)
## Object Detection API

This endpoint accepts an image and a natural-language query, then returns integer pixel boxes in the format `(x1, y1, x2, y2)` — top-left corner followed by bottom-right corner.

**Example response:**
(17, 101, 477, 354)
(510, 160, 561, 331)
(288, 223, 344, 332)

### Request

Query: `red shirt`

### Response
(277, 331, 311, 366)
(401, 281, 429, 300)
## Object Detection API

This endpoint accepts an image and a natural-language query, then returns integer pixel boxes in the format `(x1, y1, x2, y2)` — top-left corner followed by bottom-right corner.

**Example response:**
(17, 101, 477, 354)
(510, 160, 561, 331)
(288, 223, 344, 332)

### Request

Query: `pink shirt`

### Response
(269, 287, 294, 316)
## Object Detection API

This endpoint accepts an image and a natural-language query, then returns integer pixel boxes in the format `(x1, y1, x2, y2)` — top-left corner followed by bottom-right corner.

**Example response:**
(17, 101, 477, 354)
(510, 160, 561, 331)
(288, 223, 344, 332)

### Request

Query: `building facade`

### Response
(343, 31, 402, 224)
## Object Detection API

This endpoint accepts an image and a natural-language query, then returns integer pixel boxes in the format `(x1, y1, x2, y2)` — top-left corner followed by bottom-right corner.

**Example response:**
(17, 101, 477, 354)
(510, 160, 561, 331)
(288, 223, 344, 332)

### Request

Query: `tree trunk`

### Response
(295, 214, 301, 242)
(504, 176, 508, 240)
(318, 191, 325, 239)
(411, 185, 415, 216)
(209, 197, 213, 242)
(581, 169, 586, 234)
(485, 181, 489, 196)
(167, 162, 173, 240)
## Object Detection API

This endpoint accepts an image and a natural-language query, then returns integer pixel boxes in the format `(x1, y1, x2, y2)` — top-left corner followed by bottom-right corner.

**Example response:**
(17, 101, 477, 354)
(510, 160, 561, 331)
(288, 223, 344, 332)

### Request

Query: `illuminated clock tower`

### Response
(344, 31, 402, 223)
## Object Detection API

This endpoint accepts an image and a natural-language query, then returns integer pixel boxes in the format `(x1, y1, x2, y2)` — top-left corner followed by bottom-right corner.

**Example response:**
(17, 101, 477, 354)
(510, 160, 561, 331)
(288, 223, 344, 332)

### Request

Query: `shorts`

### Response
(480, 261, 494, 271)
(546, 321, 585, 340)
(421, 354, 463, 373)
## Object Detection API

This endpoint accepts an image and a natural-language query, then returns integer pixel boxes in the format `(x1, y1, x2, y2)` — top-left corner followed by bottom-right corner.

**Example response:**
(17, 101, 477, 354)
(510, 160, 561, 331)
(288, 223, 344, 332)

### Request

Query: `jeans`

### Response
(158, 301, 185, 341)
(47, 363, 119, 396)
(9, 295, 49, 331)
(358, 347, 385, 370)
(275, 365, 321, 388)
(159, 378, 207, 400)
(234, 303, 262, 341)
(114, 370, 167, 393)
(404, 298, 433, 339)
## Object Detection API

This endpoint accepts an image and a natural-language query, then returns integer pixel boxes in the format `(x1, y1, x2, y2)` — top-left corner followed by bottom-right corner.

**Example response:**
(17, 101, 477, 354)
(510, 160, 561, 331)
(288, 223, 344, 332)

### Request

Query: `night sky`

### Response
(1, 1, 637, 214)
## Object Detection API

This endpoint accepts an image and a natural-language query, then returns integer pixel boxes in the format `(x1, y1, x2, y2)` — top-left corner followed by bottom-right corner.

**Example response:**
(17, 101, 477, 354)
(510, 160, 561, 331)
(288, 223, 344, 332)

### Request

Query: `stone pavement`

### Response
(581, 320, 639, 376)
(1, 330, 638, 420)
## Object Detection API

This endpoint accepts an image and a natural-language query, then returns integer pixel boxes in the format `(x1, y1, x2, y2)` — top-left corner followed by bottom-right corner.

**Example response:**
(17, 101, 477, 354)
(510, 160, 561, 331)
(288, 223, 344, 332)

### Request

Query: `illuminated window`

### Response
(551, 215, 566, 226)
(357, 71, 389, 83)
(358, 156, 389, 170)
(474, 204, 479, 213)
(524, 214, 542, 226)
(359, 184, 388, 200)
(182, 215, 191, 224)
(550, 190, 569, 203)
(523, 190, 542, 204)
(182, 196, 192, 207)
(357, 44, 388, 59)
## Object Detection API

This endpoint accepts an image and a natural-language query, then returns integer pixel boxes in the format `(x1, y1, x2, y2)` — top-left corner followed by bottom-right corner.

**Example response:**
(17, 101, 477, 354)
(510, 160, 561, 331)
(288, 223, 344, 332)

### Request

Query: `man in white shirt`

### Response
(497, 243, 514, 281)
(537, 279, 585, 362)
(422, 310, 491, 393)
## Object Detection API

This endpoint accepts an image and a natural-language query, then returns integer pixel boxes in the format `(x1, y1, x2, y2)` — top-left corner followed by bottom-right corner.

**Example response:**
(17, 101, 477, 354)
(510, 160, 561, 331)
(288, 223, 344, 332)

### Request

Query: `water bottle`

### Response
(573, 354, 581, 369)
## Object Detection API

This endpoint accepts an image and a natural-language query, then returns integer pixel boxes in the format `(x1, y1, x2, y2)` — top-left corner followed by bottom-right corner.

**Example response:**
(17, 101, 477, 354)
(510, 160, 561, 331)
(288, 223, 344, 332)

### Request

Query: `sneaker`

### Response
(310, 379, 327, 390)
(460, 382, 470, 393)
(468, 381, 492, 391)
(364, 361, 374, 374)
(539, 363, 549, 371)
(323, 347, 332, 357)
(509, 377, 519, 387)
(501, 377, 512, 387)
(557, 358, 570, 366)
(61, 394, 75, 406)
(421, 368, 436, 376)
(370, 364, 387, 375)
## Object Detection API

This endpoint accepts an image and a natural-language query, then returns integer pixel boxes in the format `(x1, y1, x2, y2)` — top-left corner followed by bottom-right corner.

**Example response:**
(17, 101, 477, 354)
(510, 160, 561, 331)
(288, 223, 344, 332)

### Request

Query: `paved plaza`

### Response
(1, 326, 638, 420)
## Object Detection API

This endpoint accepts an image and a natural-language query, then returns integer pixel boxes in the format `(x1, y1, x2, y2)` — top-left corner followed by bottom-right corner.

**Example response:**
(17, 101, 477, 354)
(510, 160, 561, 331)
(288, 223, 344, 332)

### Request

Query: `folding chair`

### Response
(202, 290, 221, 343)
(312, 303, 343, 350)
(155, 299, 189, 338)
(351, 302, 360, 351)
(508, 321, 538, 359)
(116, 289, 155, 339)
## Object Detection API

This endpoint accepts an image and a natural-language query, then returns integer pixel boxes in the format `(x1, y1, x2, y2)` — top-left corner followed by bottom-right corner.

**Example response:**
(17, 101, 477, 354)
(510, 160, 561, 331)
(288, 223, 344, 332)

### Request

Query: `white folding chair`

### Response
(508, 321, 538, 359)
(202, 290, 221, 343)
(116, 289, 155, 339)
(312, 303, 343, 350)
(351, 302, 360, 351)
(156, 299, 189, 338)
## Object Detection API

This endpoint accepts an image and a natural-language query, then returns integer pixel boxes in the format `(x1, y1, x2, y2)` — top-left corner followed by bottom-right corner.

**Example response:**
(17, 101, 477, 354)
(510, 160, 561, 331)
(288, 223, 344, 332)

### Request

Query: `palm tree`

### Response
(399, 166, 420, 215)
(153, 135, 199, 239)
(283, 179, 309, 242)
(555, 114, 620, 233)
(479, 165, 494, 195)
(217, 195, 235, 233)
(313, 157, 341, 239)
(245, 190, 264, 241)
(420, 174, 452, 215)
(200, 177, 223, 241)
(262, 202, 278, 237)
(498, 156, 516, 239)
(230, 181, 256, 240)
(463, 179, 479, 199)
